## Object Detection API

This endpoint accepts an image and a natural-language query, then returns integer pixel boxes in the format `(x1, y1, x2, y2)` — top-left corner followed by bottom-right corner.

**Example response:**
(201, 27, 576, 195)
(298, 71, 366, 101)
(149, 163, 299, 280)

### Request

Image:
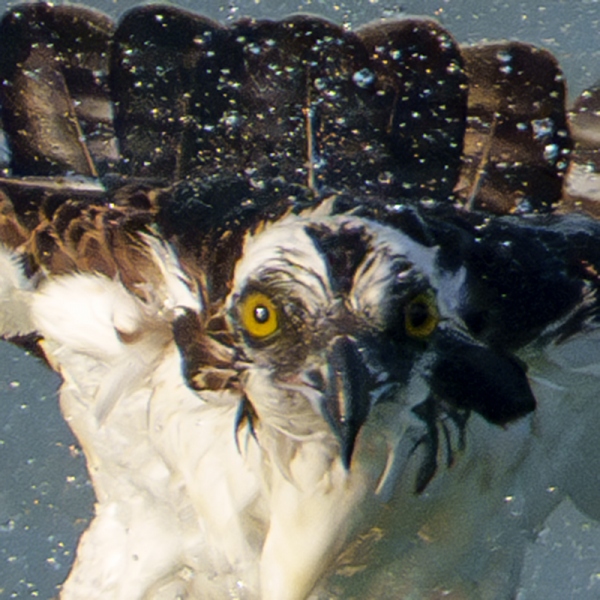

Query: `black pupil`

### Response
(254, 305, 270, 324)
(407, 301, 429, 328)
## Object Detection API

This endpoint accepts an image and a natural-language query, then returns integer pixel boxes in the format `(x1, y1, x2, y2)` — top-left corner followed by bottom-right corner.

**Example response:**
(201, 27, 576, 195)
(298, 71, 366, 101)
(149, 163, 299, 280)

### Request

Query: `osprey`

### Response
(0, 3, 599, 599)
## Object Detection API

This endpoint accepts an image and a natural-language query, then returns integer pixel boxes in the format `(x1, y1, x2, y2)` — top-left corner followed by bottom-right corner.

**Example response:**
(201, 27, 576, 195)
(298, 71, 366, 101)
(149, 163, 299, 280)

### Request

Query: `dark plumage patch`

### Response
(459, 213, 600, 349)
(304, 222, 372, 296)
(172, 307, 239, 392)
(429, 328, 536, 424)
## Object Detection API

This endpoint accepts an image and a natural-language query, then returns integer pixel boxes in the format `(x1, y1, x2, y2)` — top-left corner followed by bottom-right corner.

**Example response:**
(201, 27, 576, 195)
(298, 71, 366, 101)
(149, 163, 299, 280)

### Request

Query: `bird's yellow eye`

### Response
(240, 292, 280, 339)
(404, 292, 439, 339)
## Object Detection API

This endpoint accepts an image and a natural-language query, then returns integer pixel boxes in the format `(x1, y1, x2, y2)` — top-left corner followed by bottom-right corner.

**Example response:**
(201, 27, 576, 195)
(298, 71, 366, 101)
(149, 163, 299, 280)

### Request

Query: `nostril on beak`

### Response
(305, 368, 326, 392)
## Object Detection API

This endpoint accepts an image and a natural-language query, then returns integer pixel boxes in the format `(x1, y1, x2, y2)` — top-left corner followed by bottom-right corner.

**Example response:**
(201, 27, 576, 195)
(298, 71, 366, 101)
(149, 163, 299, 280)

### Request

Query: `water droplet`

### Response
(0, 519, 15, 532)
(544, 143, 559, 162)
(497, 49, 512, 63)
(352, 68, 375, 89)
(532, 117, 554, 140)
(221, 111, 240, 128)
(378, 171, 393, 184)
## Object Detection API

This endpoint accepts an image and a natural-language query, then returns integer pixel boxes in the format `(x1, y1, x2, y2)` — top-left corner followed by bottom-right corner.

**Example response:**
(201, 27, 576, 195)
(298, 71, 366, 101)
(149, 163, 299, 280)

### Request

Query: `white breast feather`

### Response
(15, 235, 259, 599)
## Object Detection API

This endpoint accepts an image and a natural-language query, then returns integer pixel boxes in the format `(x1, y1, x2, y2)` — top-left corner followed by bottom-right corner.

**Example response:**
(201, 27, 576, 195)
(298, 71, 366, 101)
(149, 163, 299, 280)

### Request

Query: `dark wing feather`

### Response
(356, 18, 467, 202)
(564, 82, 600, 216)
(111, 6, 230, 182)
(0, 3, 116, 177)
(456, 42, 571, 214)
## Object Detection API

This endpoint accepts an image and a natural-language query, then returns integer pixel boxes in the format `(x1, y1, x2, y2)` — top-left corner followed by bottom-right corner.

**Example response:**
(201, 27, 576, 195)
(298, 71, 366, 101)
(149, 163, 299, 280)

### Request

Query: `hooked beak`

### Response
(320, 335, 373, 469)
(315, 327, 535, 470)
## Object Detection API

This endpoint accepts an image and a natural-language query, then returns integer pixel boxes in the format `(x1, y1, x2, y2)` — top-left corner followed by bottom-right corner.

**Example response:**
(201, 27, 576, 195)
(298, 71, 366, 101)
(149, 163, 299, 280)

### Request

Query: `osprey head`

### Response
(226, 212, 536, 488)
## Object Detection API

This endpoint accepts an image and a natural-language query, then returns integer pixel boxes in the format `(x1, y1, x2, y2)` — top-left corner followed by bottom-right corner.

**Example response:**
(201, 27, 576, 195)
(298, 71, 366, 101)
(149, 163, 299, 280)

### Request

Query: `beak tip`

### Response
(320, 409, 359, 469)
(320, 335, 373, 470)
(340, 434, 355, 470)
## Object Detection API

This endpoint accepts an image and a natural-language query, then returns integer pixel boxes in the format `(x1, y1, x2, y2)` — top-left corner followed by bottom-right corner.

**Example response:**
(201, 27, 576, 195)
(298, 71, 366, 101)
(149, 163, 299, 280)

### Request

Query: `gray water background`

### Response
(1, 0, 600, 597)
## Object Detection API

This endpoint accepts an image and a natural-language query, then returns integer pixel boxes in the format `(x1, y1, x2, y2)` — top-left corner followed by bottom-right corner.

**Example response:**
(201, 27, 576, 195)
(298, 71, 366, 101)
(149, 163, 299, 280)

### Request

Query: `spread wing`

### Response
(0, 3, 578, 298)
(0, 1, 588, 406)
(0, 3, 469, 353)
